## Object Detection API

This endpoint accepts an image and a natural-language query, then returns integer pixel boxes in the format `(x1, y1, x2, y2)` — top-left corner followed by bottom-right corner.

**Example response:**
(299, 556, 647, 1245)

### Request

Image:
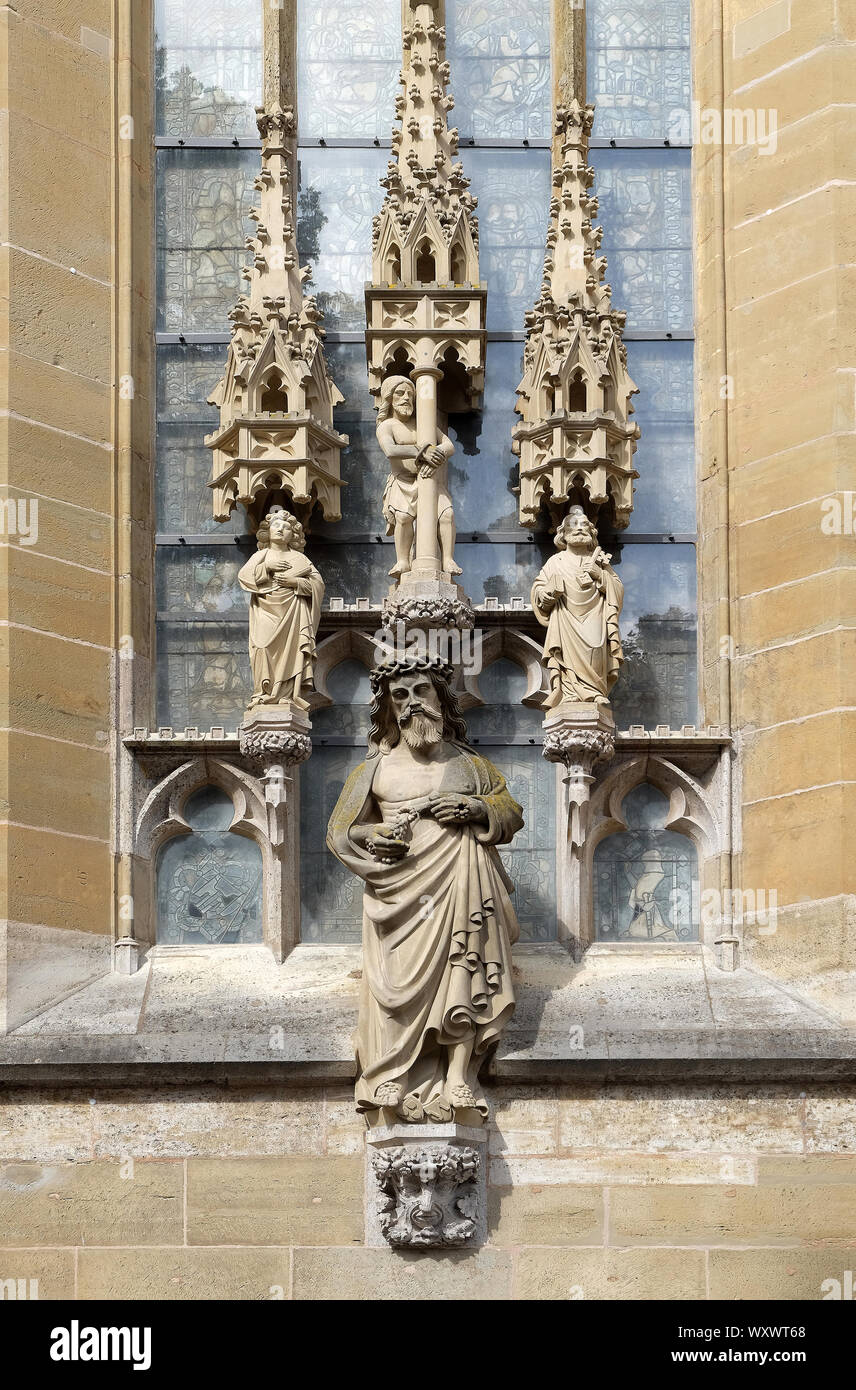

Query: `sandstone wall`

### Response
(1, 1083, 854, 1300)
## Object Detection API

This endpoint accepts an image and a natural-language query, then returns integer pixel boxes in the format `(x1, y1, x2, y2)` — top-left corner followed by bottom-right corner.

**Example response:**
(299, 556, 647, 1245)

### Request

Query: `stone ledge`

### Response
(1, 1057, 855, 1088)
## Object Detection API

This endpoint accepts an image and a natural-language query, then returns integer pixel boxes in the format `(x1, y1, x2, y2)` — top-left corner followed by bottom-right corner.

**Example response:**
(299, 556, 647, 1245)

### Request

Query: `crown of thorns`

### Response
(369, 654, 454, 693)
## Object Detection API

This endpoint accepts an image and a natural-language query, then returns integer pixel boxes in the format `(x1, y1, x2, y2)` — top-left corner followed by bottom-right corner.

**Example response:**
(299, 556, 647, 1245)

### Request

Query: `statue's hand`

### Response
(367, 824, 411, 862)
(428, 794, 487, 826)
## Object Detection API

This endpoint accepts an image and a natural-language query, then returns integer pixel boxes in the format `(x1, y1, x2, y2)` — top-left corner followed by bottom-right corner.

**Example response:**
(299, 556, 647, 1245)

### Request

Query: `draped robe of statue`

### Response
(237, 547, 323, 705)
(531, 549, 624, 707)
(327, 745, 523, 1121)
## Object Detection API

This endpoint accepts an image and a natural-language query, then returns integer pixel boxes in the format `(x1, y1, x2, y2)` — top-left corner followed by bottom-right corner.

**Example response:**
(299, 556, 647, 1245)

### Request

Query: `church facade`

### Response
(0, 0, 854, 1300)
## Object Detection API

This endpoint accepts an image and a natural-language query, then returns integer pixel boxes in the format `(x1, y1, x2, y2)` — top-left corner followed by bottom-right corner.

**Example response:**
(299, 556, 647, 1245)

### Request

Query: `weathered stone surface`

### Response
(292, 1248, 513, 1301)
(488, 1180, 602, 1247)
(558, 1086, 804, 1154)
(186, 1156, 363, 1247)
(756, 1155, 856, 1185)
(708, 1247, 856, 1302)
(4, 732, 110, 841)
(491, 1154, 757, 1187)
(0, 1160, 183, 1247)
(77, 1247, 292, 1302)
(91, 1090, 325, 1159)
(804, 1090, 856, 1153)
(324, 1091, 366, 1156)
(514, 1247, 706, 1301)
(0, 1092, 94, 1163)
(489, 1091, 559, 1156)
(609, 1182, 856, 1246)
(0, 1248, 75, 1300)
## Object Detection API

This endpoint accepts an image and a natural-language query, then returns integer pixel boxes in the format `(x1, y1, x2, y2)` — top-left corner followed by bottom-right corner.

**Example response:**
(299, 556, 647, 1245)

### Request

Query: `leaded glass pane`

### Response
(625, 341, 695, 533)
(157, 544, 251, 618)
(594, 783, 698, 942)
(156, 621, 250, 729)
(610, 543, 698, 728)
(301, 746, 364, 943)
(466, 149, 551, 331)
(466, 657, 536, 740)
(495, 746, 556, 943)
(297, 148, 386, 330)
(155, 0, 262, 137)
(306, 538, 550, 608)
(298, 0, 400, 139)
(449, 341, 523, 533)
(587, 0, 692, 140)
(447, 0, 551, 140)
(465, 660, 556, 942)
(313, 659, 373, 738)
(310, 344, 387, 538)
(157, 346, 245, 535)
(595, 149, 692, 332)
(157, 786, 263, 944)
(157, 150, 257, 332)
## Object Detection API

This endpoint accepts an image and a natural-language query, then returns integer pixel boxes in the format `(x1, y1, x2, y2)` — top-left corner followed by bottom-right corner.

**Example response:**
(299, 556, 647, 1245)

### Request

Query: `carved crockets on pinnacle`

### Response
(206, 102, 347, 527)
(366, 0, 486, 407)
(513, 100, 640, 532)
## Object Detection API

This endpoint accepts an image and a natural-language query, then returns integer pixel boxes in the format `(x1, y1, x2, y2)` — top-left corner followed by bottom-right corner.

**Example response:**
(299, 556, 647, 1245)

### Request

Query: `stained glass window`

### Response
(586, 0, 692, 140)
(298, 0, 400, 139)
(609, 545, 698, 729)
(301, 660, 373, 943)
(296, 148, 386, 330)
(588, 2, 697, 727)
(155, 0, 262, 137)
(156, 150, 257, 333)
(468, 659, 557, 942)
(157, 786, 263, 944)
(447, 0, 551, 140)
(596, 149, 693, 333)
(594, 784, 698, 942)
(466, 150, 552, 332)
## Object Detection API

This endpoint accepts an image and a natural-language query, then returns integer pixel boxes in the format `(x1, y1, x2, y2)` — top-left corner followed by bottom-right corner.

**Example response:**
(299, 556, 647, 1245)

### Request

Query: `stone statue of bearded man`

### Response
(327, 656, 523, 1124)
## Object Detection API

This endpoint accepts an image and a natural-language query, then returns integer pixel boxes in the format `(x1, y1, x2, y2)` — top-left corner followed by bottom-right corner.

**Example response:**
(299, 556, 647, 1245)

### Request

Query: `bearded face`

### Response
(400, 710, 443, 751)
(388, 673, 444, 752)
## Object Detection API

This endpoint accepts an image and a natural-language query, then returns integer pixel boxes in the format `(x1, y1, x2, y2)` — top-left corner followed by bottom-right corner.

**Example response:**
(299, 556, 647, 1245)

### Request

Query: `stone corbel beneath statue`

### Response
(543, 701, 616, 852)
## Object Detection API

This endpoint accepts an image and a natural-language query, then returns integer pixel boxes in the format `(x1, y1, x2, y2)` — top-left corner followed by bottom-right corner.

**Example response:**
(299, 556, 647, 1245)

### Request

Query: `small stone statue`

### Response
(531, 505, 624, 708)
(237, 509, 324, 709)
(327, 655, 523, 1123)
(376, 375, 458, 577)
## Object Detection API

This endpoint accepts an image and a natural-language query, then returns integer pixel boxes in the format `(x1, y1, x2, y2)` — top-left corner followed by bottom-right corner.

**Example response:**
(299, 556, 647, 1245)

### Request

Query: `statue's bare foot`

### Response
(448, 1083, 477, 1110)
(388, 560, 411, 578)
(445, 561, 463, 576)
(374, 1081, 403, 1107)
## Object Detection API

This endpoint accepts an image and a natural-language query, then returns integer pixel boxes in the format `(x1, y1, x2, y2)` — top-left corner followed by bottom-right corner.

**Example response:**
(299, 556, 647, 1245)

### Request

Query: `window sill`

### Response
(1, 941, 853, 1080)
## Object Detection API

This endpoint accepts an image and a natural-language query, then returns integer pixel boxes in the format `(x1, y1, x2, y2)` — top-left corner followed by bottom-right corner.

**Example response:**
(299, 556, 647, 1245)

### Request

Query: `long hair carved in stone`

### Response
(326, 655, 524, 1124)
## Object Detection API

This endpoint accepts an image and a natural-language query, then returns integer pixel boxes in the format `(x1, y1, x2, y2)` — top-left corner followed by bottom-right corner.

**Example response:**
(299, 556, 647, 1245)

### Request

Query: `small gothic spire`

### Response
(207, 64, 346, 527)
(513, 100, 639, 532)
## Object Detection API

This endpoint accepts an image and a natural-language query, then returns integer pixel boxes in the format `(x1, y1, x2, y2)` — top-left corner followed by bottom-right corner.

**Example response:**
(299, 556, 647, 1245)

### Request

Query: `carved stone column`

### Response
(366, 0, 485, 630)
(543, 702, 616, 852)
(239, 707, 311, 962)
